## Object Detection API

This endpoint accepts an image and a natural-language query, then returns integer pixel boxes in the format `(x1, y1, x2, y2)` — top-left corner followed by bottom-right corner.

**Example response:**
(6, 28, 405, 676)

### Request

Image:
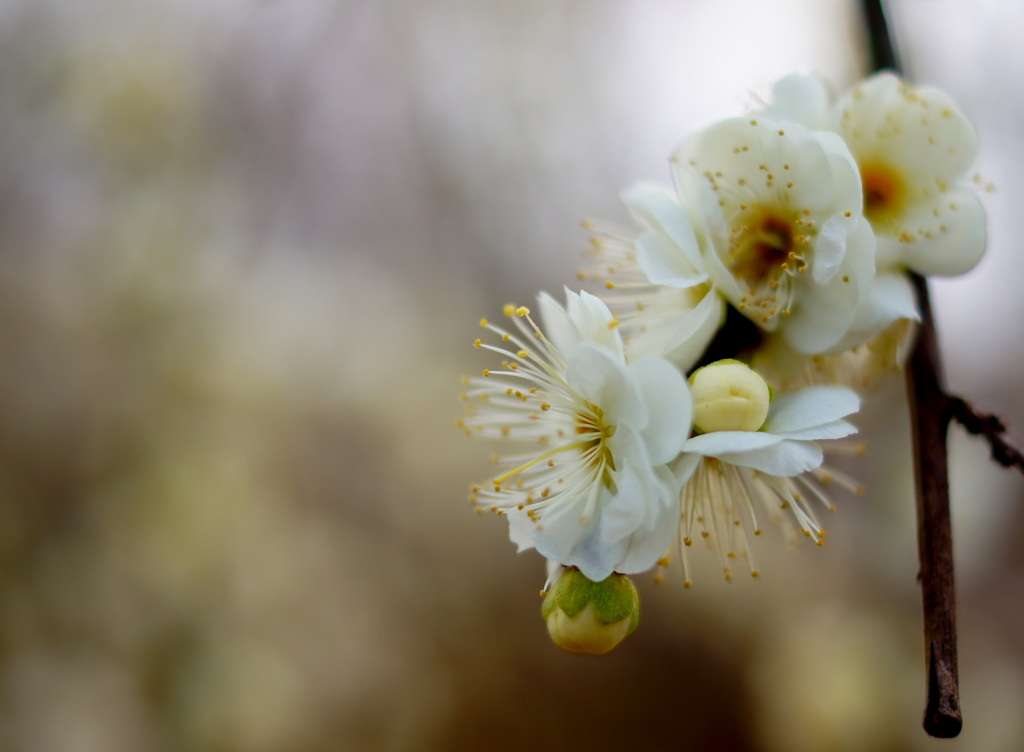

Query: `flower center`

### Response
(733, 215, 793, 284)
(728, 209, 807, 324)
(860, 162, 905, 225)
(576, 403, 618, 489)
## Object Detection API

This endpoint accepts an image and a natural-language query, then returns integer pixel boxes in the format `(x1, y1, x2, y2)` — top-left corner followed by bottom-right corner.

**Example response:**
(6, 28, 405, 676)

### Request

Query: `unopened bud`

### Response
(689, 359, 771, 433)
(541, 569, 640, 655)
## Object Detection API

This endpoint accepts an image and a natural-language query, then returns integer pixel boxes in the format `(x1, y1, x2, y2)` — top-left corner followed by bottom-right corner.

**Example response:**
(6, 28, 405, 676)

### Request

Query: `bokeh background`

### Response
(1, 0, 1023, 750)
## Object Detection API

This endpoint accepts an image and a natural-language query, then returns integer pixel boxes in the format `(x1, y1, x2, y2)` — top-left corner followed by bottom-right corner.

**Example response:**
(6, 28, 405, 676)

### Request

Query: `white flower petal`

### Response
(537, 290, 579, 355)
(812, 214, 849, 285)
(614, 467, 681, 574)
(763, 386, 860, 434)
(661, 288, 725, 371)
(565, 345, 645, 427)
(569, 289, 627, 358)
(671, 452, 702, 487)
(623, 182, 707, 273)
(774, 419, 857, 441)
(636, 230, 707, 289)
(827, 270, 919, 353)
(683, 431, 783, 455)
(569, 531, 627, 582)
(784, 217, 875, 354)
(532, 486, 607, 572)
(719, 439, 824, 476)
(763, 73, 832, 130)
(506, 509, 536, 552)
(628, 356, 692, 464)
(598, 460, 649, 545)
(901, 190, 986, 277)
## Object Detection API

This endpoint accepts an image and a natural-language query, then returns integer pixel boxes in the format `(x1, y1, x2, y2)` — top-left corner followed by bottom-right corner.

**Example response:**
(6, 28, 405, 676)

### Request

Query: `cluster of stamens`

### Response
(676, 454, 864, 585)
(459, 306, 620, 526)
(727, 208, 809, 324)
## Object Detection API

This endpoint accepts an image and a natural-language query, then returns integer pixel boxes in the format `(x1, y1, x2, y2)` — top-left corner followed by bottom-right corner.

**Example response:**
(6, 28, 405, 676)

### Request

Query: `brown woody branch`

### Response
(948, 397, 1024, 473)
(906, 272, 962, 737)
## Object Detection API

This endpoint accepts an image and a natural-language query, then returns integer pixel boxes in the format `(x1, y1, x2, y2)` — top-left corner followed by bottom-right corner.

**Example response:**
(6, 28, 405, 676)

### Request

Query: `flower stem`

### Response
(860, 0, 962, 737)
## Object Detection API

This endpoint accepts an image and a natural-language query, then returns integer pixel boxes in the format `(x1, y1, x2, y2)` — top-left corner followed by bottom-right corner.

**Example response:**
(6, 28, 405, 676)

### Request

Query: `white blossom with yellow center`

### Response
(834, 72, 986, 277)
(460, 290, 693, 581)
(671, 361, 861, 584)
(671, 116, 876, 354)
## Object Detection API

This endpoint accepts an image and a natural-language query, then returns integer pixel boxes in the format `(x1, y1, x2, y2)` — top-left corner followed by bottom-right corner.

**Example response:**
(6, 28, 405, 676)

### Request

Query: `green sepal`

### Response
(541, 569, 639, 629)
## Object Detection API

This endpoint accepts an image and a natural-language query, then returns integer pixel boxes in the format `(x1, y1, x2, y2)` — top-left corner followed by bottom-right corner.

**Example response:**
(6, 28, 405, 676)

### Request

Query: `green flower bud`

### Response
(541, 569, 640, 655)
(689, 359, 772, 433)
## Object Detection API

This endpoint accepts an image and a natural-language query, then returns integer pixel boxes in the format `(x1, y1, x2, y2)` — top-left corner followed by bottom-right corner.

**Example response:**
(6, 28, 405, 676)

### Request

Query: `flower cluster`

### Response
(459, 72, 986, 652)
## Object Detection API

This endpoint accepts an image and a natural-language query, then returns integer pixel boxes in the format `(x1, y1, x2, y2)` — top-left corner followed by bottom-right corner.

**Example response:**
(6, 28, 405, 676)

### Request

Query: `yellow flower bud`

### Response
(689, 359, 771, 433)
(541, 569, 639, 655)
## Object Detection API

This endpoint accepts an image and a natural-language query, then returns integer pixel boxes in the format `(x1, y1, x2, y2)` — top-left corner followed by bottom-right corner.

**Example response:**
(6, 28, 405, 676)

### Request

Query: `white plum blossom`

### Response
(671, 115, 877, 354)
(670, 361, 862, 583)
(582, 183, 725, 371)
(833, 72, 986, 277)
(459, 290, 693, 581)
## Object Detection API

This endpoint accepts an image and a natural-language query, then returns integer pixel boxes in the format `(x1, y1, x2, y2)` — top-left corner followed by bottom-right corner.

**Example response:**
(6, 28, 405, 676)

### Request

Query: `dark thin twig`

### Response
(948, 397, 1024, 472)
(860, 0, 964, 738)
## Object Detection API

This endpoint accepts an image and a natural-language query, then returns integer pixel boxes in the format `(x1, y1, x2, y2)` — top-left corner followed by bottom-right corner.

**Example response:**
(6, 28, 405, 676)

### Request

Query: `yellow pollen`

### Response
(515, 306, 530, 317)
(503, 304, 515, 317)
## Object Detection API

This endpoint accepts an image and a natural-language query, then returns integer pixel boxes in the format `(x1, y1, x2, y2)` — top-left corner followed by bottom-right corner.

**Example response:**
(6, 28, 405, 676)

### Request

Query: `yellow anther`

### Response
(515, 306, 530, 317)
(479, 318, 489, 327)
(503, 304, 515, 317)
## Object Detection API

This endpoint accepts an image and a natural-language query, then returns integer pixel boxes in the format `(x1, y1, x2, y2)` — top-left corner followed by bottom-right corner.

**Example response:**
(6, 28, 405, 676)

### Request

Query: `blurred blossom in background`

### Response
(1, 0, 1023, 750)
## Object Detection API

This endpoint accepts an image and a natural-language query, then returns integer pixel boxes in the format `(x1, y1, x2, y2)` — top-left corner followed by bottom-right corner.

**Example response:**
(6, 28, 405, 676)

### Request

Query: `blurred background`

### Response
(1, 0, 1023, 750)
